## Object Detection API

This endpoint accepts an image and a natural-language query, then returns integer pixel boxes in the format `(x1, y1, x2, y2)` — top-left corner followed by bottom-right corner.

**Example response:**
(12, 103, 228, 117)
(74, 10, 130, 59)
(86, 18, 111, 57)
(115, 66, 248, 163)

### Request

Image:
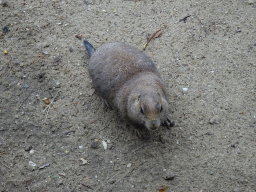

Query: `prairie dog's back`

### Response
(88, 42, 160, 104)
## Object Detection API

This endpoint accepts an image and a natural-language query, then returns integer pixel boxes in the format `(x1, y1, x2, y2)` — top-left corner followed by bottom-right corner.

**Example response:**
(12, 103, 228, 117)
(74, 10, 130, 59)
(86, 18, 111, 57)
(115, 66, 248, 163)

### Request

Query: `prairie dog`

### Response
(84, 41, 174, 138)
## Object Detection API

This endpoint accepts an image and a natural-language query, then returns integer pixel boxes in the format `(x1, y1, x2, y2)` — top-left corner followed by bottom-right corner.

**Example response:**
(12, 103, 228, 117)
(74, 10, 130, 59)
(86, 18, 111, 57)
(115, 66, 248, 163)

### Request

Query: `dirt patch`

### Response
(0, 0, 256, 191)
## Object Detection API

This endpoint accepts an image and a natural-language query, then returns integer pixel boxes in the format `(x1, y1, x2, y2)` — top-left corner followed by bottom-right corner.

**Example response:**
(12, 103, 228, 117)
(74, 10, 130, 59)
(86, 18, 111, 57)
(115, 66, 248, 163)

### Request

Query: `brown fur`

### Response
(88, 42, 174, 138)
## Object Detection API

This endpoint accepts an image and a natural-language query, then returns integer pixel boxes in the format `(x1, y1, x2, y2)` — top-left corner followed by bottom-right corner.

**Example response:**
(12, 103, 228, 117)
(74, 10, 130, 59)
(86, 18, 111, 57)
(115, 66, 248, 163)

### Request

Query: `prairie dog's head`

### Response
(127, 90, 168, 131)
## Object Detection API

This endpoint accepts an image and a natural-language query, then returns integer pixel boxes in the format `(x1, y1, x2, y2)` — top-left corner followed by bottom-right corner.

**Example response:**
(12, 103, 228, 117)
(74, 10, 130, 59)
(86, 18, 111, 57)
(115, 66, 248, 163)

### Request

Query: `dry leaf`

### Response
(153, 29, 162, 38)
(75, 34, 82, 39)
(159, 184, 166, 192)
(42, 98, 50, 104)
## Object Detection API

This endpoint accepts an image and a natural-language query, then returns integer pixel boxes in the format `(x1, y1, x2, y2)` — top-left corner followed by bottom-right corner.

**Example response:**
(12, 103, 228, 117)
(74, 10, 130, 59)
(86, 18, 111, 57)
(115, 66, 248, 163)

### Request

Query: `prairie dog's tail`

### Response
(84, 40, 96, 57)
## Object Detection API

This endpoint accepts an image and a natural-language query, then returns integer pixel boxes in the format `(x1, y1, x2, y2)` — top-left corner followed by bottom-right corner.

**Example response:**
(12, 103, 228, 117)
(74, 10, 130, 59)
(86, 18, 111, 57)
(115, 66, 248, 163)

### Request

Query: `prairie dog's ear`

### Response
(158, 92, 164, 100)
(159, 92, 168, 106)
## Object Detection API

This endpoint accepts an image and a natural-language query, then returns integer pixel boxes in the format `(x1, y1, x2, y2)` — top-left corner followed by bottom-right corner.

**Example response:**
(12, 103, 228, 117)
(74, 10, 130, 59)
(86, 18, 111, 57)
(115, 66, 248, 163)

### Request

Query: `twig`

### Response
(84, 177, 92, 181)
(26, 178, 31, 192)
(132, 162, 138, 168)
(71, 102, 79, 115)
(133, 144, 147, 152)
(27, 184, 31, 192)
(44, 107, 50, 123)
(179, 15, 191, 23)
(43, 91, 59, 112)
(98, 126, 107, 133)
(18, 96, 29, 109)
(1, 162, 10, 169)
(107, 172, 120, 183)
(143, 29, 162, 49)
(80, 182, 91, 188)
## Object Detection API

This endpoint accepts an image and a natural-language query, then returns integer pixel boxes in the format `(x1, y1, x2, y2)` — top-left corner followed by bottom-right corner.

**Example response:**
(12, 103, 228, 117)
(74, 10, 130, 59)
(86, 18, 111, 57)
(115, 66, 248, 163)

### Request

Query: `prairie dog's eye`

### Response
(140, 107, 144, 114)
(160, 105, 163, 113)
(157, 103, 163, 113)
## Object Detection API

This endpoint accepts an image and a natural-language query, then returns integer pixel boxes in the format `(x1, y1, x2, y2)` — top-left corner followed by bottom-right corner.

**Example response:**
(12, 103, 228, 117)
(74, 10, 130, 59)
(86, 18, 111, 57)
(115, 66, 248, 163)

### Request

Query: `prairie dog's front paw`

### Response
(164, 114, 175, 128)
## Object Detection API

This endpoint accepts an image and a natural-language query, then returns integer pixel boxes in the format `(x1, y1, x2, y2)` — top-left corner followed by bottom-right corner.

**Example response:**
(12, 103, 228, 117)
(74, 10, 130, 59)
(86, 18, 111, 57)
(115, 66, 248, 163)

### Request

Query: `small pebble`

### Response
(236, 28, 242, 33)
(29, 161, 36, 167)
(2, 26, 9, 33)
(231, 144, 235, 148)
(164, 174, 175, 180)
(69, 47, 73, 52)
(182, 88, 188, 92)
(234, 188, 241, 192)
(102, 140, 107, 150)
(88, 88, 95, 96)
(209, 117, 219, 124)
(59, 172, 66, 177)
(25, 144, 32, 151)
(24, 84, 29, 88)
(91, 141, 99, 149)
(38, 73, 45, 79)
(56, 179, 64, 186)
(55, 81, 61, 88)
(248, 0, 254, 4)
(127, 163, 131, 167)
(42, 50, 49, 55)
(210, 171, 214, 175)
(29, 149, 35, 154)
(0, 0, 8, 7)
(15, 60, 20, 64)
(80, 158, 89, 165)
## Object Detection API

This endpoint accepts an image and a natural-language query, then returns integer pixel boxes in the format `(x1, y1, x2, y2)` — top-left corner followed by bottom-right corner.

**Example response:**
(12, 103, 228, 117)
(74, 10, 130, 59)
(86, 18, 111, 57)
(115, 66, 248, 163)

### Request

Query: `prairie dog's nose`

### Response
(151, 120, 157, 130)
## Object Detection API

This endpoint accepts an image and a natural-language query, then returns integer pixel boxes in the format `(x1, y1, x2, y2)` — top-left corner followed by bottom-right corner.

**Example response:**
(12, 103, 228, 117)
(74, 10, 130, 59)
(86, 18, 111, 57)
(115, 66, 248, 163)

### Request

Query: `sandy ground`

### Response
(0, 0, 256, 191)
